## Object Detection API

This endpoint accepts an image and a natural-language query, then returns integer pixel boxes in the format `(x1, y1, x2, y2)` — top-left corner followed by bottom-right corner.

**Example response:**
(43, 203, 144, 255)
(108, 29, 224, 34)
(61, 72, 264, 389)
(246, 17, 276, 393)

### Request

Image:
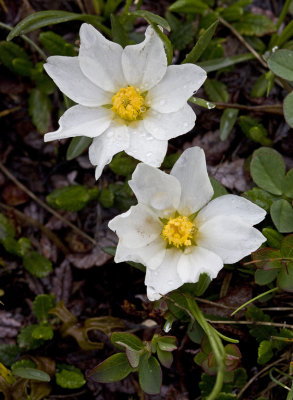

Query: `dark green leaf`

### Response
(138, 355, 162, 395)
(255, 269, 278, 285)
(110, 14, 128, 47)
(204, 79, 229, 102)
(257, 340, 273, 364)
(17, 325, 45, 350)
(284, 169, 293, 198)
(32, 325, 54, 340)
(12, 367, 50, 382)
(250, 74, 268, 98)
(89, 353, 133, 383)
(31, 62, 55, 94)
(111, 332, 144, 351)
(188, 320, 204, 344)
(219, 108, 239, 140)
(268, 49, 293, 80)
(0, 214, 15, 241)
(0, 345, 21, 367)
(7, 11, 108, 41)
(109, 152, 137, 176)
(242, 188, 277, 212)
(281, 235, 293, 258)
(0, 41, 32, 76)
(166, 12, 195, 51)
(238, 116, 271, 146)
(277, 263, 293, 292)
(276, 20, 293, 47)
(262, 227, 283, 248)
(151, 24, 173, 65)
(233, 13, 276, 37)
(169, 0, 209, 14)
(11, 359, 36, 372)
(56, 365, 86, 389)
(99, 188, 114, 208)
(130, 10, 170, 31)
(39, 31, 76, 56)
(183, 20, 219, 64)
(284, 91, 293, 128)
(33, 294, 56, 321)
(66, 136, 92, 160)
(23, 251, 53, 278)
(28, 89, 51, 133)
(157, 348, 173, 368)
(270, 199, 293, 233)
(46, 185, 98, 212)
(250, 147, 285, 195)
(198, 53, 254, 73)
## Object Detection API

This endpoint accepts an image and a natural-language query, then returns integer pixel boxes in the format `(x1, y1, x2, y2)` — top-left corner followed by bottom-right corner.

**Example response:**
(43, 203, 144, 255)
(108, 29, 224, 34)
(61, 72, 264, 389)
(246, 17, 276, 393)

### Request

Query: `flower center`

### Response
(112, 86, 146, 121)
(162, 215, 195, 249)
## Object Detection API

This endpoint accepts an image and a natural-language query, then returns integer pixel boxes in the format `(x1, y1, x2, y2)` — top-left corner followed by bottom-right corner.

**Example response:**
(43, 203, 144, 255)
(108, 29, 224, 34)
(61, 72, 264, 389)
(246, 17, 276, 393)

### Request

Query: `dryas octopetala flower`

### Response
(43, 23, 207, 179)
(109, 146, 266, 301)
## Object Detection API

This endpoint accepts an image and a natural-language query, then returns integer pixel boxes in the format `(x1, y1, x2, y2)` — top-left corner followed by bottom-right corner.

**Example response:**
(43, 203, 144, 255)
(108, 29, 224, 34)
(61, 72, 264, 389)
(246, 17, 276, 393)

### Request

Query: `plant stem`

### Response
(276, 0, 291, 30)
(213, 102, 284, 115)
(231, 287, 279, 316)
(0, 22, 47, 60)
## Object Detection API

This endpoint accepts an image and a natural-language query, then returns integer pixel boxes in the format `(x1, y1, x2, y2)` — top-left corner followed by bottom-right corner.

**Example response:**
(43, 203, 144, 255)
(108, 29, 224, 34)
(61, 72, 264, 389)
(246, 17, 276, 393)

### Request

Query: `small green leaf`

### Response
(268, 49, 293, 81)
(33, 294, 56, 321)
(233, 13, 276, 37)
(284, 91, 293, 128)
(12, 367, 50, 382)
(47, 185, 98, 212)
(0, 214, 15, 241)
(99, 188, 114, 208)
(262, 227, 283, 248)
(23, 251, 53, 278)
(110, 14, 128, 47)
(270, 199, 293, 233)
(109, 152, 137, 176)
(32, 325, 54, 341)
(130, 10, 170, 32)
(89, 353, 133, 383)
(157, 336, 177, 352)
(111, 332, 144, 352)
(183, 20, 219, 64)
(198, 53, 254, 73)
(238, 116, 271, 146)
(219, 108, 239, 141)
(0, 345, 21, 367)
(255, 269, 278, 285)
(276, 20, 293, 47)
(250, 74, 268, 98)
(242, 187, 277, 212)
(39, 31, 76, 56)
(188, 320, 205, 344)
(138, 355, 162, 395)
(189, 97, 215, 109)
(157, 348, 173, 368)
(250, 147, 286, 195)
(7, 11, 109, 40)
(0, 41, 32, 76)
(28, 89, 51, 133)
(277, 263, 293, 292)
(257, 340, 273, 364)
(166, 12, 195, 51)
(56, 365, 86, 389)
(125, 348, 141, 368)
(151, 24, 173, 65)
(169, 0, 209, 14)
(66, 136, 92, 161)
(281, 234, 293, 258)
(204, 79, 229, 102)
(11, 359, 36, 372)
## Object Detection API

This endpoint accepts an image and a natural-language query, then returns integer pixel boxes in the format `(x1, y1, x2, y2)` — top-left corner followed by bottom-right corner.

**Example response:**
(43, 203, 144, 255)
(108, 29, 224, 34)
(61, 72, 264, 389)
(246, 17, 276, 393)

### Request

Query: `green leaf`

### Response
(151, 24, 173, 65)
(252, 248, 282, 270)
(109, 152, 137, 176)
(31, 62, 55, 94)
(182, 273, 212, 296)
(110, 14, 128, 47)
(46, 185, 98, 212)
(183, 20, 219, 64)
(166, 12, 195, 51)
(17, 325, 45, 350)
(242, 188, 277, 212)
(233, 13, 276, 36)
(0, 41, 32, 76)
(125, 348, 141, 368)
(284, 91, 293, 128)
(284, 169, 293, 198)
(250, 147, 286, 195)
(12, 367, 50, 382)
(11, 359, 36, 372)
(262, 227, 283, 248)
(111, 332, 144, 352)
(138, 355, 162, 395)
(188, 320, 205, 344)
(245, 306, 278, 342)
(66, 136, 92, 161)
(0, 213, 15, 241)
(130, 10, 170, 31)
(0, 345, 22, 367)
(23, 251, 53, 278)
(56, 365, 85, 389)
(270, 199, 293, 233)
(157, 348, 173, 368)
(33, 294, 56, 321)
(162, 153, 181, 168)
(32, 325, 54, 340)
(281, 234, 293, 258)
(276, 20, 293, 47)
(268, 49, 293, 80)
(238, 116, 271, 146)
(257, 340, 273, 364)
(219, 108, 239, 140)
(255, 268, 278, 285)
(204, 79, 229, 102)
(250, 74, 268, 98)
(89, 353, 133, 383)
(7, 11, 108, 41)
(28, 89, 51, 133)
(157, 336, 177, 352)
(99, 188, 114, 208)
(277, 262, 293, 292)
(189, 97, 215, 109)
(39, 31, 76, 56)
(198, 52, 255, 73)
(220, 3, 245, 22)
(169, 0, 209, 14)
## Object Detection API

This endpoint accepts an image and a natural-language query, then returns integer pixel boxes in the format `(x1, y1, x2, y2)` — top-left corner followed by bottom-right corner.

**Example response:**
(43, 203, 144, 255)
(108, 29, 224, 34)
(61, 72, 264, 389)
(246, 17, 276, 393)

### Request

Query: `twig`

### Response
(194, 297, 233, 310)
(237, 356, 288, 398)
(207, 320, 293, 329)
(213, 102, 283, 115)
(0, 107, 20, 119)
(0, 161, 98, 246)
(0, 202, 70, 255)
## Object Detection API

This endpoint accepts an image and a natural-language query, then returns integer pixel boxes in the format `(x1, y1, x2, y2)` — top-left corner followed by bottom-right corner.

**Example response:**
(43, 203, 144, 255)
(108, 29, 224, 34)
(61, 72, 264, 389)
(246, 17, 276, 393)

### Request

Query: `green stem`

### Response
(276, 0, 291, 30)
(231, 287, 279, 316)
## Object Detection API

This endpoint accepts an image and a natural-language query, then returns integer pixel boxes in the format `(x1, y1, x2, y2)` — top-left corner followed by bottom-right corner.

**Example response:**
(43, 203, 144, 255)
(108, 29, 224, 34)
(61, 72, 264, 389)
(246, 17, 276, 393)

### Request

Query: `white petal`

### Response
(171, 147, 213, 215)
(197, 194, 266, 226)
(126, 123, 167, 167)
(177, 247, 223, 283)
(44, 56, 111, 106)
(145, 249, 182, 300)
(89, 123, 129, 179)
(143, 104, 196, 140)
(114, 238, 166, 270)
(108, 204, 161, 248)
(79, 23, 126, 92)
(148, 64, 207, 113)
(129, 163, 181, 211)
(197, 216, 266, 263)
(44, 105, 112, 141)
(122, 26, 167, 91)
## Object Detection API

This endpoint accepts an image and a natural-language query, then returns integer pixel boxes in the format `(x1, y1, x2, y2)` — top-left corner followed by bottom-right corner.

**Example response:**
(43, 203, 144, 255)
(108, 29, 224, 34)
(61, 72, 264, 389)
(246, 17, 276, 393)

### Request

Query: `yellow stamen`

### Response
(162, 215, 195, 248)
(112, 86, 146, 121)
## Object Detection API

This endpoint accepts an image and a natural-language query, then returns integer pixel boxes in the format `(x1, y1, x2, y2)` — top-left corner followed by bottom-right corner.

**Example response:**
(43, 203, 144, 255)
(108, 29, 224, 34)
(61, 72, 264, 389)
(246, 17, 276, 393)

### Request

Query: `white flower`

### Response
(43, 23, 207, 179)
(109, 147, 266, 301)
